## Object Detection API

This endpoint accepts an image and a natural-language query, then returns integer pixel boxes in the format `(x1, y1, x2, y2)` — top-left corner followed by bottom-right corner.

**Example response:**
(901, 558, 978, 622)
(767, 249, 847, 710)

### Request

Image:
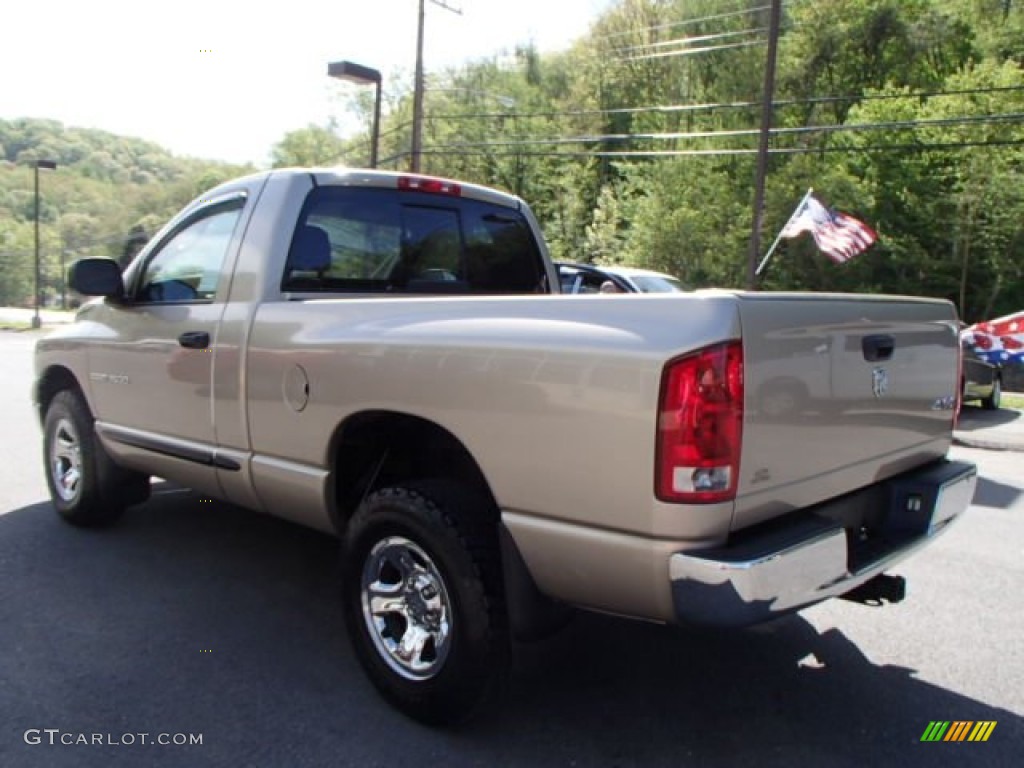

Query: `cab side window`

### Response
(137, 200, 244, 303)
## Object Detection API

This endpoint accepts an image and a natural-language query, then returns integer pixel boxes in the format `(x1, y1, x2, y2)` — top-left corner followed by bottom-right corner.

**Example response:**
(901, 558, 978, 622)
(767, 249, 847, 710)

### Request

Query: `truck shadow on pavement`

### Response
(956, 405, 1022, 431)
(972, 476, 1023, 510)
(1, 486, 1019, 768)
(498, 615, 1021, 767)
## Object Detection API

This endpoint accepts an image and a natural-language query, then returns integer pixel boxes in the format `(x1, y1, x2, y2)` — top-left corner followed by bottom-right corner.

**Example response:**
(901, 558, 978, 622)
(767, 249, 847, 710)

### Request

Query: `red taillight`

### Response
(398, 175, 462, 196)
(656, 341, 743, 504)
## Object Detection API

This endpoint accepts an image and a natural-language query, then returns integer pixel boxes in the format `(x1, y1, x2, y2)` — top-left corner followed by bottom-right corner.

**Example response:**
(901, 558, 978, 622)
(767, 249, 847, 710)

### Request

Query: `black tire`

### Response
(341, 481, 508, 726)
(982, 377, 1001, 411)
(42, 390, 148, 527)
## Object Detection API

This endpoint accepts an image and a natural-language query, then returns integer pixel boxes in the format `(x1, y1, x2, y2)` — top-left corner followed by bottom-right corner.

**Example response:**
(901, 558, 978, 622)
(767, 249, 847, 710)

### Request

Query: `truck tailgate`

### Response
(734, 293, 961, 531)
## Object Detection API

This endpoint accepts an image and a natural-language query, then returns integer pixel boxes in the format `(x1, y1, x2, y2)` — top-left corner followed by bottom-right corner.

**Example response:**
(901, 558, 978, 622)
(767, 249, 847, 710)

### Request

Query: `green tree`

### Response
(584, 184, 625, 265)
(270, 124, 347, 168)
(0, 117, 255, 298)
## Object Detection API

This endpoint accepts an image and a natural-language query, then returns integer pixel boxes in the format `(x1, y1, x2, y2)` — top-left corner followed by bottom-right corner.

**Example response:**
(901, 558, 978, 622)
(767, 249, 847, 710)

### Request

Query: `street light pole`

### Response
(60, 241, 67, 310)
(328, 60, 383, 168)
(370, 78, 382, 169)
(32, 159, 57, 330)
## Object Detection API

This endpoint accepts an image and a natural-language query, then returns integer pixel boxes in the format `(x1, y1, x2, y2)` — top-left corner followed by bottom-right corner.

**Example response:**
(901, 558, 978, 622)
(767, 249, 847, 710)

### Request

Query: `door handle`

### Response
(178, 331, 210, 349)
(862, 334, 895, 362)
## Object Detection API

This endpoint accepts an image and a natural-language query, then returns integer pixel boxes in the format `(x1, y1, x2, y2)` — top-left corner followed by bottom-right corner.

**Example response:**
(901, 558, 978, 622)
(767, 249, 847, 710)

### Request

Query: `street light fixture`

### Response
(328, 60, 382, 169)
(33, 159, 57, 330)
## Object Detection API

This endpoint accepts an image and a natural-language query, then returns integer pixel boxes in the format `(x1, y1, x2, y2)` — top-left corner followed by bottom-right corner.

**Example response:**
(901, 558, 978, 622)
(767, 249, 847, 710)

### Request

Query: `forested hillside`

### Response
(0, 119, 252, 306)
(291, 0, 1022, 321)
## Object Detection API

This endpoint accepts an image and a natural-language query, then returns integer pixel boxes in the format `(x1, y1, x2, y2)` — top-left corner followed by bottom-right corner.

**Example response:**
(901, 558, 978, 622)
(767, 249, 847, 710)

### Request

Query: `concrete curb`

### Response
(0, 308, 75, 327)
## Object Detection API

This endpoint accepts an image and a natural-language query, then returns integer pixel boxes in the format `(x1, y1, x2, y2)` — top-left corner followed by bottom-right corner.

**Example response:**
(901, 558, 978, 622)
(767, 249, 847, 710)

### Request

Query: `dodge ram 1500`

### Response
(35, 168, 976, 725)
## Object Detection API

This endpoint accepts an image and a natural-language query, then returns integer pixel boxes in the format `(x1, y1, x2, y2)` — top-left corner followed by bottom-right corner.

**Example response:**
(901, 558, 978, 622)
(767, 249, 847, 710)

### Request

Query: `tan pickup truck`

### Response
(34, 168, 976, 725)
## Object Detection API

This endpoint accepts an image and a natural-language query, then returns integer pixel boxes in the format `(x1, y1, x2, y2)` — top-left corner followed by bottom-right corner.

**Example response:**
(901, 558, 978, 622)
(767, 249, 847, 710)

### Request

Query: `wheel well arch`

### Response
(328, 410, 497, 531)
(35, 365, 86, 424)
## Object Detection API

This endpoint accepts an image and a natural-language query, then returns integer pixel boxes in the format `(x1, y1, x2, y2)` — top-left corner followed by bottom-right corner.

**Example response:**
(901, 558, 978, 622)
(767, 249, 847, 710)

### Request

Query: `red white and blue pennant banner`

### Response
(962, 311, 1024, 364)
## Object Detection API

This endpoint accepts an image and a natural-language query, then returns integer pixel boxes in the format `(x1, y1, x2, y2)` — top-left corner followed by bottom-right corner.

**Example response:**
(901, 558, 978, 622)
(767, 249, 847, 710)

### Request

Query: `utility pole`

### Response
(746, 0, 783, 290)
(411, 0, 462, 172)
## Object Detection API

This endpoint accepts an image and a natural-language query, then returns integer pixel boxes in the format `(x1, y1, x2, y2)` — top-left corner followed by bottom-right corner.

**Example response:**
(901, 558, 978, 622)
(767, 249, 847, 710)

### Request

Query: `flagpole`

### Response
(755, 187, 813, 278)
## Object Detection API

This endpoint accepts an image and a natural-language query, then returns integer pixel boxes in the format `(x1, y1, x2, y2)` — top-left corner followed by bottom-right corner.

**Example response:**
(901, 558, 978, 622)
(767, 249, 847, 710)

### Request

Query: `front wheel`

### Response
(341, 482, 508, 726)
(43, 390, 147, 527)
(982, 377, 1001, 411)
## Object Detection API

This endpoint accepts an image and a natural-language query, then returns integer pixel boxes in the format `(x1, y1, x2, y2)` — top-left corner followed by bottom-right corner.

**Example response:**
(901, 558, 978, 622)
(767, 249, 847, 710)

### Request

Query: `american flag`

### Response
(963, 310, 1024, 365)
(781, 194, 877, 263)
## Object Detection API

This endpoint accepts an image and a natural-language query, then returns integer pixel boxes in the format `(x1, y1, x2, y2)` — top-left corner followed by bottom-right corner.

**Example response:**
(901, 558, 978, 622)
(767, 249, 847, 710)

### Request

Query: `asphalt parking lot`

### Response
(1, 330, 1021, 767)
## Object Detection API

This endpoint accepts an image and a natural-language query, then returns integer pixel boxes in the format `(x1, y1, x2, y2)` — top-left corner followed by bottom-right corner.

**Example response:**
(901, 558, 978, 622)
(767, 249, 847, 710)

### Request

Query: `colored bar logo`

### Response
(921, 721, 996, 742)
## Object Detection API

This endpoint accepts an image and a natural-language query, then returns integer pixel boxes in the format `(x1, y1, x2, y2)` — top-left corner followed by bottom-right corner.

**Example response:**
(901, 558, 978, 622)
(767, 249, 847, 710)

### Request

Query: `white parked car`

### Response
(556, 262, 685, 293)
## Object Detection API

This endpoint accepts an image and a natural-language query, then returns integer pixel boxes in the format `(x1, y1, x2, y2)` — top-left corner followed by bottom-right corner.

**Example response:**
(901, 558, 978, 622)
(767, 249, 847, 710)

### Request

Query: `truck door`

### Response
(87, 193, 248, 494)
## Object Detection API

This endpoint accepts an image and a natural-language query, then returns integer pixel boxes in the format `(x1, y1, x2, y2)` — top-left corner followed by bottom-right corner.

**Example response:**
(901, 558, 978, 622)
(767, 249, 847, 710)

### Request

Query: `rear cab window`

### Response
(282, 187, 547, 295)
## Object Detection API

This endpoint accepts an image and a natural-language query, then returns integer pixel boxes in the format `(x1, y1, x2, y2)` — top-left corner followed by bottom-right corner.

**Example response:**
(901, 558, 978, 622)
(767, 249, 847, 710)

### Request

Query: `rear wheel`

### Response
(982, 377, 1001, 411)
(43, 390, 148, 527)
(341, 481, 508, 726)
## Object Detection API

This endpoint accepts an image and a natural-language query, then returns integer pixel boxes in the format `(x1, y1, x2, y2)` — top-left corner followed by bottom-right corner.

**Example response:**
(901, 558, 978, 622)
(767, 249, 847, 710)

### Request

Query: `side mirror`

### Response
(69, 258, 125, 300)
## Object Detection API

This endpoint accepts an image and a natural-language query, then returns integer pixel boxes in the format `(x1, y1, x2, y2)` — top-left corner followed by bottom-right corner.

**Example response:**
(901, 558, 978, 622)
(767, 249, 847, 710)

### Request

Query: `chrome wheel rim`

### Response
(360, 536, 453, 680)
(50, 417, 83, 503)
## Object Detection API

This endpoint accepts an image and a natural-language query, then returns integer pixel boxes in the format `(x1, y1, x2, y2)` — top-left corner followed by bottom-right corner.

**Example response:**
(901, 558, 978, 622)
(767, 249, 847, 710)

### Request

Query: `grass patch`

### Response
(0, 322, 32, 332)
(1002, 392, 1024, 411)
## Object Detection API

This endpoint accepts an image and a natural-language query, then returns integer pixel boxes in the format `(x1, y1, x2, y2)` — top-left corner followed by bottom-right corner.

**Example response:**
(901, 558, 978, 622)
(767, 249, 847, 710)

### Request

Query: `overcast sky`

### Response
(1, 0, 613, 167)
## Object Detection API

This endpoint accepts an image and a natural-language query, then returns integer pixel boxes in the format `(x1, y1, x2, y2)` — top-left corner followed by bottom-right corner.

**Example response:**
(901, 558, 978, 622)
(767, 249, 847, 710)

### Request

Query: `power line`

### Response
(612, 27, 767, 57)
(334, 125, 410, 162)
(597, 4, 774, 42)
(412, 137, 1024, 160)
(414, 112, 1024, 150)
(344, 97, 1024, 161)
(623, 38, 765, 62)
(419, 85, 1024, 124)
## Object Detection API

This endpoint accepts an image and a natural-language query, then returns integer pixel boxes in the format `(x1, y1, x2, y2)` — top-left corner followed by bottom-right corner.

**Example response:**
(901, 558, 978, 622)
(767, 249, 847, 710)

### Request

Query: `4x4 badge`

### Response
(872, 367, 889, 398)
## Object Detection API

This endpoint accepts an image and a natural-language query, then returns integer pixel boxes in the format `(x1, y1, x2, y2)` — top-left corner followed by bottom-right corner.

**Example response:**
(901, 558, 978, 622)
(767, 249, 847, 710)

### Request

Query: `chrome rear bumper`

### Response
(669, 459, 977, 627)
